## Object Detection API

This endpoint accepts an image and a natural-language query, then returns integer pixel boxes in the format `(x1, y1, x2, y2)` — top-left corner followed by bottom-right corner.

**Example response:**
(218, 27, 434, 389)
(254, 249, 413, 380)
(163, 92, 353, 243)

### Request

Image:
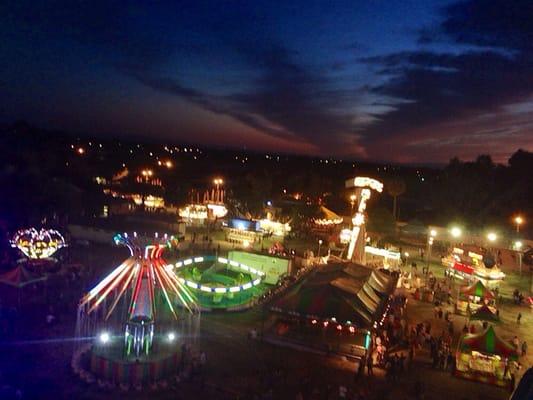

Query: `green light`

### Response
(364, 332, 371, 349)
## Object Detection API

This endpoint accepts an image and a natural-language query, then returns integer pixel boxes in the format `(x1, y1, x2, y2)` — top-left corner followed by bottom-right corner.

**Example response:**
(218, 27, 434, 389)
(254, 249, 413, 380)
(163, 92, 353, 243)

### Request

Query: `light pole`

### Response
(426, 229, 436, 273)
(514, 216, 524, 233)
(514, 241, 523, 276)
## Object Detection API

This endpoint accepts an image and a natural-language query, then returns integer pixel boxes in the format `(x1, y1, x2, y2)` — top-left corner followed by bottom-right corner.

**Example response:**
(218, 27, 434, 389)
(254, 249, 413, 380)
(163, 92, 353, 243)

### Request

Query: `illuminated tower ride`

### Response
(76, 233, 199, 359)
(345, 177, 384, 264)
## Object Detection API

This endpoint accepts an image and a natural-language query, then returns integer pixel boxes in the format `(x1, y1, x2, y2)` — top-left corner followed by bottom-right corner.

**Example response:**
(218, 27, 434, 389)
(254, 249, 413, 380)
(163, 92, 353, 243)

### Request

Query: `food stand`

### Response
(455, 325, 518, 388)
(442, 247, 504, 289)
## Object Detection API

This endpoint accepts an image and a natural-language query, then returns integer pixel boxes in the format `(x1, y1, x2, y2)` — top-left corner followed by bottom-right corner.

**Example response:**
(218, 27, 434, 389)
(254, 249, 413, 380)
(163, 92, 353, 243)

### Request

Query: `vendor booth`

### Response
(443, 247, 504, 289)
(455, 325, 518, 388)
(455, 280, 496, 316)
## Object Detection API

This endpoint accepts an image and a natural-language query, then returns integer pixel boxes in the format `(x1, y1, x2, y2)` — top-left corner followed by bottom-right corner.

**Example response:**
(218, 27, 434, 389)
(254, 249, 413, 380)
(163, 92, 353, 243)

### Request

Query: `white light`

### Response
(194, 257, 204, 262)
(242, 282, 252, 290)
(514, 241, 523, 250)
(214, 287, 227, 293)
(404, 252, 410, 257)
(487, 232, 497, 242)
(450, 227, 462, 238)
(430, 229, 437, 237)
(99, 332, 110, 344)
(229, 286, 240, 293)
(167, 332, 176, 341)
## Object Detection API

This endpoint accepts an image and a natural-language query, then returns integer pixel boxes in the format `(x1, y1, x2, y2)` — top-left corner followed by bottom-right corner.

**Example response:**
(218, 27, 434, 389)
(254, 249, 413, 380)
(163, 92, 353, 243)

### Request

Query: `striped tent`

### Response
(459, 326, 517, 359)
(470, 305, 500, 323)
(0, 266, 47, 288)
(460, 280, 494, 299)
(271, 264, 394, 328)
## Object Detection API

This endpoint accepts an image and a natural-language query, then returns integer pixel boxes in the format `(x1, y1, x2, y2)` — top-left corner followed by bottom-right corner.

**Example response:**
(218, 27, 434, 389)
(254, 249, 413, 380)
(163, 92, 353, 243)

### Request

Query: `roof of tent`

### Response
(313, 206, 343, 223)
(366, 270, 393, 295)
(470, 304, 500, 323)
(459, 326, 518, 359)
(0, 266, 47, 288)
(460, 280, 494, 299)
(270, 263, 393, 328)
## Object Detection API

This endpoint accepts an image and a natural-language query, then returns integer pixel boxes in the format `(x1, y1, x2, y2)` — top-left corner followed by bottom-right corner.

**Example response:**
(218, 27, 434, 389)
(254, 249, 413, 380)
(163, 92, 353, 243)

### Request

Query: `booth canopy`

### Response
(470, 304, 500, 323)
(0, 266, 47, 288)
(312, 206, 343, 225)
(461, 280, 494, 299)
(459, 326, 518, 359)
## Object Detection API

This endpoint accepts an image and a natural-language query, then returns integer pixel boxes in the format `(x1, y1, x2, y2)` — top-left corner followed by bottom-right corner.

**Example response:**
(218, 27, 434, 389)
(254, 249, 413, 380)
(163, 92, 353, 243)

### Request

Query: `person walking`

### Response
(521, 341, 527, 357)
(366, 355, 374, 376)
(517, 312, 522, 324)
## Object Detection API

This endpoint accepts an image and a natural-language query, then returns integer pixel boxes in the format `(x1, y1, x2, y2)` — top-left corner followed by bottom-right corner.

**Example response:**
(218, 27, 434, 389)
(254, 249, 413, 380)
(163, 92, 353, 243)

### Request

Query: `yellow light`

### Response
(487, 232, 497, 242)
(450, 227, 462, 238)
(77, 147, 85, 155)
(430, 229, 437, 237)
(350, 194, 356, 201)
(514, 216, 523, 225)
(165, 160, 172, 168)
(514, 241, 522, 250)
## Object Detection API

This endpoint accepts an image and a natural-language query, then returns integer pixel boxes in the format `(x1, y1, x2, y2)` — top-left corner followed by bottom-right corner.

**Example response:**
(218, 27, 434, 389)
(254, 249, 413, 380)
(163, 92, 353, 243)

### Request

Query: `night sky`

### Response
(1, 1, 532, 163)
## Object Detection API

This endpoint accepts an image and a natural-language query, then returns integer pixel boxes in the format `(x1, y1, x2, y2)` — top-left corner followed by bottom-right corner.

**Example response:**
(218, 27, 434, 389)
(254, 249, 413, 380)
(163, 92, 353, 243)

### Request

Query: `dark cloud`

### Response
(359, 0, 533, 158)
(127, 43, 356, 152)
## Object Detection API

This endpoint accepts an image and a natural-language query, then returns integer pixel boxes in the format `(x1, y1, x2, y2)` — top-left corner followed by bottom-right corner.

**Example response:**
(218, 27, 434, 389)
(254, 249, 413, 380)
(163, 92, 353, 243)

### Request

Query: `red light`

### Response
(336, 325, 342, 331)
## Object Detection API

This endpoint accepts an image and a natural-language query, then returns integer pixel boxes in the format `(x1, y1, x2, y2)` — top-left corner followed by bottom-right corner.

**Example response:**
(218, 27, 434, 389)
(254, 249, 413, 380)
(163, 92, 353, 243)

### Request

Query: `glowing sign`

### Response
(206, 203, 228, 218)
(11, 228, 66, 259)
(346, 177, 384, 193)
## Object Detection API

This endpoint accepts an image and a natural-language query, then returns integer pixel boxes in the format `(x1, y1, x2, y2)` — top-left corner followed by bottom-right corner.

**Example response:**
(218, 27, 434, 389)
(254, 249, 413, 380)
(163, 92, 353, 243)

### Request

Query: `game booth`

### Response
(455, 325, 518, 388)
(455, 280, 496, 316)
(442, 247, 505, 289)
(269, 264, 395, 358)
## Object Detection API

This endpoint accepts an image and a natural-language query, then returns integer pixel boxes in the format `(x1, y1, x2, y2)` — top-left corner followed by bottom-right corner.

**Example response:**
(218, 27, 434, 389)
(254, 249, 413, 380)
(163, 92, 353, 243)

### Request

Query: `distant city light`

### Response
(77, 147, 85, 155)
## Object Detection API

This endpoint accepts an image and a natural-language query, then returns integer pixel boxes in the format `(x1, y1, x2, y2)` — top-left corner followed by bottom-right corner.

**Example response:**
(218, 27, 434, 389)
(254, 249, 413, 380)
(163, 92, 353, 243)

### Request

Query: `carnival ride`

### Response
(10, 228, 66, 260)
(171, 255, 267, 309)
(344, 177, 384, 264)
(74, 233, 200, 386)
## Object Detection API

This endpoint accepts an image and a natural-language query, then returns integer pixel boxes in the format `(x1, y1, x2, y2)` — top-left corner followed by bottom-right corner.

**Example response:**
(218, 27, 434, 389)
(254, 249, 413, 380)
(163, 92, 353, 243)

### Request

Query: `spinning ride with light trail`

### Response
(74, 233, 200, 386)
(11, 228, 66, 260)
(344, 177, 384, 264)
